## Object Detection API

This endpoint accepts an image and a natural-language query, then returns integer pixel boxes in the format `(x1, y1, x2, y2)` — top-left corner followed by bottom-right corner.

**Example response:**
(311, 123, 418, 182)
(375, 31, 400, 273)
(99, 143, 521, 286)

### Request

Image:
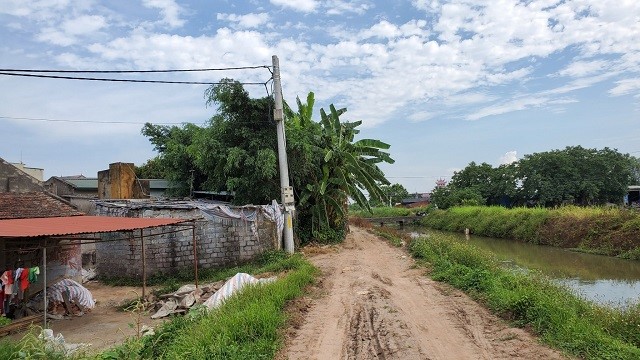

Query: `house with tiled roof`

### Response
(0, 156, 85, 297)
(0, 192, 83, 219)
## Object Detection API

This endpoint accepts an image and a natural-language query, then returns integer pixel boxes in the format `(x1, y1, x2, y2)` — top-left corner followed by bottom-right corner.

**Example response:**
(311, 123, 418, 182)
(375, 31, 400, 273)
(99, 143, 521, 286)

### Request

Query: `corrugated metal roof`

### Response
(0, 216, 190, 238)
(65, 178, 99, 189)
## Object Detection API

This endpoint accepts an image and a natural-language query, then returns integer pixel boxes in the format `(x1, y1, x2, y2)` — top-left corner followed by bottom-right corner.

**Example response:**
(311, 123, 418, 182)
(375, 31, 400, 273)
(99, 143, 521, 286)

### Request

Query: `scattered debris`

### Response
(81, 268, 97, 283)
(150, 280, 224, 319)
(149, 273, 277, 319)
(40, 328, 90, 355)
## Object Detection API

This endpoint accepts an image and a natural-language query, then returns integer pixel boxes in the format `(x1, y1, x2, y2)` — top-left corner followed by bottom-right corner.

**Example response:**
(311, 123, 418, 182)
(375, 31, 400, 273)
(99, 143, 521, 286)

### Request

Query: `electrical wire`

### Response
(0, 72, 269, 85)
(0, 116, 204, 125)
(0, 115, 275, 126)
(0, 65, 271, 73)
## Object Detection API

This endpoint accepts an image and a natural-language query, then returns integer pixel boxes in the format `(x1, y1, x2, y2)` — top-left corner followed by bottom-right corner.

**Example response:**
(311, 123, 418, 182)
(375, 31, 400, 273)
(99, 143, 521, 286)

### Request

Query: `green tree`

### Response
(517, 146, 633, 206)
(369, 183, 409, 207)
(140, 122, 205, 196)
(430, 186, 484, 209)
(141, 84, 395, 243)
(293, 103, 394, 241)
(193, 79, 279, 204)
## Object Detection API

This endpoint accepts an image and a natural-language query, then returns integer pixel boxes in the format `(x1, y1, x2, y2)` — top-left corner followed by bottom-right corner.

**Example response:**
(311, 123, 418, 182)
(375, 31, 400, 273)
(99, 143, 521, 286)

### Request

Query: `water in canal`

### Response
(408, 228, 640, 308)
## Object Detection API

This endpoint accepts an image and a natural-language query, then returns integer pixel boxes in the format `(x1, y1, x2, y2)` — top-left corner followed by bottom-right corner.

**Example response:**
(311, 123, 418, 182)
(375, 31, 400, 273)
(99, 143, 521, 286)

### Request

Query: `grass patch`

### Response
(98, 253, 317, 360)
(422, 206, 640, 255)
(409, 233, 640, 359)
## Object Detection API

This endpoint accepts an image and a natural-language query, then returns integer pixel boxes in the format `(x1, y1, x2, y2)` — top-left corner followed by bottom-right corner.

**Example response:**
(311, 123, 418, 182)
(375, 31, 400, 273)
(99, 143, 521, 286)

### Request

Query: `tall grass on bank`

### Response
(99, 253, 316, 360)
(422, 206, 640, 258)
(409, 233, 640, 359)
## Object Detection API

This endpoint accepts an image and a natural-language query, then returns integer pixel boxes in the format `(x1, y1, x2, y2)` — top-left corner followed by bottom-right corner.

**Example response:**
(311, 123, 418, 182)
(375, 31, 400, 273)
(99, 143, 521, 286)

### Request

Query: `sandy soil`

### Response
(281, 226, 568, 360)
(9, 283, 161, 353)
(48, 283, 163, 352)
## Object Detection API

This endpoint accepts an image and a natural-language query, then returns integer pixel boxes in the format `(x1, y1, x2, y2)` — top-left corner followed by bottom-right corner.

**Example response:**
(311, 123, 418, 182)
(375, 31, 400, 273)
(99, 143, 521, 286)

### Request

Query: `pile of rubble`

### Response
(149, 280, 225, 319)
(149, 273, 277, 319)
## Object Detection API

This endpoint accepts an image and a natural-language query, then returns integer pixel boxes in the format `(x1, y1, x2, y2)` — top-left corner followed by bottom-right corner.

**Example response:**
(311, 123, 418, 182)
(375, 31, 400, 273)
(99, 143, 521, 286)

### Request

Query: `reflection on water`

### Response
(408, 228, 640, 307)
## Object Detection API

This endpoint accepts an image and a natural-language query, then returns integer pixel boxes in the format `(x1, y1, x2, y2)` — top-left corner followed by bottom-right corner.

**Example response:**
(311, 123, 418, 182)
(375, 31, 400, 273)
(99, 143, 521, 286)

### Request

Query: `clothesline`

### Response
(1, 266, 40, 316)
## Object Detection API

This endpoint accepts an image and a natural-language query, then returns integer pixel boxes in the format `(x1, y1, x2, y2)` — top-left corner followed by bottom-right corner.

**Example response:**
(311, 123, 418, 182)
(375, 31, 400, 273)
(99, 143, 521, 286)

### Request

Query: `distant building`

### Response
(435, 178, 447, 188)
(45, 163, 177, 213)
(1, 157, 43, 193)
(9, 162, 44, 182)
(625, 185, 640, 206)
(400, 193, 431, 208)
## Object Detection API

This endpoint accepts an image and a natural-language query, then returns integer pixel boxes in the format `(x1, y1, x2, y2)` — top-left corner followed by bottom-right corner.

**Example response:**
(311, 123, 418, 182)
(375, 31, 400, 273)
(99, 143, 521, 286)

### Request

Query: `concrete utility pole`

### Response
(272, 55, 295, 253)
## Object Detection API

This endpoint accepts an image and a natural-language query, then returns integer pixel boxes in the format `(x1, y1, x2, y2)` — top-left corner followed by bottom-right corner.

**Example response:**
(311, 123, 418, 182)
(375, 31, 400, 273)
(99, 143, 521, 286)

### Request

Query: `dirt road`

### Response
(282, 227, 567, 360)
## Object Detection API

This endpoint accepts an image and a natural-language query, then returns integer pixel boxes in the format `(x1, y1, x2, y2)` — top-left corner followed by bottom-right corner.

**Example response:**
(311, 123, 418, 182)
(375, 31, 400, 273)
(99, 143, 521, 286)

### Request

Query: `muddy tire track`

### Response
(281, 227, 568, 360)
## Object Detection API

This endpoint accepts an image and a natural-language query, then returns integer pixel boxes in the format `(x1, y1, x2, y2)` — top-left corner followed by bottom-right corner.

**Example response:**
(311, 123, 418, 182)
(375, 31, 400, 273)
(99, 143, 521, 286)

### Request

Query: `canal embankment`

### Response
(421, 206, 640, 259)
(371, 225, 640, 359)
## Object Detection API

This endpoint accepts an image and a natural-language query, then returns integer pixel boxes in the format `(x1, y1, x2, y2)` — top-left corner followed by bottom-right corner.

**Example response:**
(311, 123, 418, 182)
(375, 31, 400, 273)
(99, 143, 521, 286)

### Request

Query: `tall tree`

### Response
(141, 85, 395, 243)
(518, 146, 633, 206)
(285, 98, 395, 241)
(140, 122, 205, 196)
(193, 79, 279, 204)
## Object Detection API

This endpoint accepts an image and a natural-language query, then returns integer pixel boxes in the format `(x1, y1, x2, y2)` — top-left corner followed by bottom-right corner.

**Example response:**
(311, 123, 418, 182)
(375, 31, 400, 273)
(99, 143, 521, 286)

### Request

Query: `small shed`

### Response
(0, 215, 194, 326)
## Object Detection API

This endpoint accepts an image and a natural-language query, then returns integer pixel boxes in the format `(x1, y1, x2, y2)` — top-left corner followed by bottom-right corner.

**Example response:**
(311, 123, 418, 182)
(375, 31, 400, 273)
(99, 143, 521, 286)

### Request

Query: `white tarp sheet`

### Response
(203, 273, 276, 310)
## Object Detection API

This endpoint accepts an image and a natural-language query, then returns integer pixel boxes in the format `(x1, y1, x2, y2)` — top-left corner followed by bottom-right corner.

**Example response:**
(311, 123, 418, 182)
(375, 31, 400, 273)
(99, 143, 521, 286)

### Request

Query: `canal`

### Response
(408, 228, 640, 308)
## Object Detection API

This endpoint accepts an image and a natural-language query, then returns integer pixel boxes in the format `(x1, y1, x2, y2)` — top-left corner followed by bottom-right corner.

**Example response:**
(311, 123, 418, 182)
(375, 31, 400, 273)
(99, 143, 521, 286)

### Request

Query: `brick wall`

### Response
(94, 203, 279, 279)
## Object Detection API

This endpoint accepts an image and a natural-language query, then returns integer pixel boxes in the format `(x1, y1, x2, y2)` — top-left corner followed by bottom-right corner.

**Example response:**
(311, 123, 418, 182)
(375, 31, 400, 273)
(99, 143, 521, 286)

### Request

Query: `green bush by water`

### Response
(422, 206, 640, 257)
(409, 233, 640, 359)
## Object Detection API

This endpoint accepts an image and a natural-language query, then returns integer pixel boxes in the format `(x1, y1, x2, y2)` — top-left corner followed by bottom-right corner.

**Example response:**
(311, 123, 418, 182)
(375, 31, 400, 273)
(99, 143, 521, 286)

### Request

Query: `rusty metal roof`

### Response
(0, 216, 190, 238)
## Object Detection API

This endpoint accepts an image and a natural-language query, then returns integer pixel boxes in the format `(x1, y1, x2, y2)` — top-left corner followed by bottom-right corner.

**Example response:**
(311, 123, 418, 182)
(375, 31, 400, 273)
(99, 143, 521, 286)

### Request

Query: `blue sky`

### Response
(1, 0, 639, 194)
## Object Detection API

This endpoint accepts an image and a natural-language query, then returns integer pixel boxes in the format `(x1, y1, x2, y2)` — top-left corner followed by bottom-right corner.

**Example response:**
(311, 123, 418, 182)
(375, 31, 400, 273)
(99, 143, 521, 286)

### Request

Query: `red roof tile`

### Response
(0, 216, 190, 238)
(0, 192, 83, 219)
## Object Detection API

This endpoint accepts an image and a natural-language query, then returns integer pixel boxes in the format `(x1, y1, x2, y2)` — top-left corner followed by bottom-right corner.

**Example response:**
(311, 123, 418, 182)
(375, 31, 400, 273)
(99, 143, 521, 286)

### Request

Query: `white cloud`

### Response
(558, 60, 608, 78)
(408, 111, 435, 122)
(36, 27, 76, 46)
(359, 20, 400, 39)
(62, 15, 107, 35)
(609, 78, 640, 96)
(326, 0, 372, 15)
(0, 0, 72, 18)
(217, 13, 270, 29)
(35, 15, 107, 46)
(499, 151, 518, 165)
(11, 0, 640, 128)
(270, 0, 318, 13)
(142, 0, 185, 28)
(466, 96, 549, 121)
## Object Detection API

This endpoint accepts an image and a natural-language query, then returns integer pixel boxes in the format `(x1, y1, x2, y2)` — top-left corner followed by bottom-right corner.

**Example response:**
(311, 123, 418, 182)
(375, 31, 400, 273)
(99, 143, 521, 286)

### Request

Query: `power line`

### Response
(0, 116, 203, 125)
(0, 72, 268, 85)
(0, 115, 275, 126)
(0, 65, 271, 73)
